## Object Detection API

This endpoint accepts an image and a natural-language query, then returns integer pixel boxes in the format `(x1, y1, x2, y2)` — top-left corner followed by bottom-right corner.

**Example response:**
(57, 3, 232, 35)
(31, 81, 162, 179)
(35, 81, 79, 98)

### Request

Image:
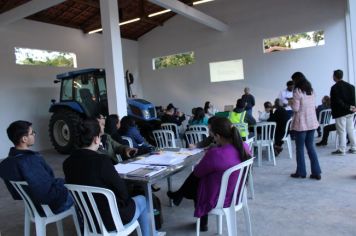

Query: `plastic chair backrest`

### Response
(282, 118, 292, 140)
(161, 123, 179, 139)
(10, 181, 51, 220)
(318, 109, 332, 125)
(65, 184, 125, 235)
(153, 130, 176, 148)
(121, 136, 134, 148)
(185, 131, 208, 145)
(215, 158, 254, 210)
(253, 122, 276, 142)
(188, 125, 209, 132)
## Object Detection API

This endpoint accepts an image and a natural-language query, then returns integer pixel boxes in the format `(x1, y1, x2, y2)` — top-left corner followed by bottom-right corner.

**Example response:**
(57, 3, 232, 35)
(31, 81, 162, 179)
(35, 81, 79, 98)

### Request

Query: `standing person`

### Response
(330, 69, 356, 155)
(278, 80, 294, 119)
(241, 87, 255, 117)
(0, 121, 73, 214)
(167, 117, 251, 232)
(290, 73, 321, 180)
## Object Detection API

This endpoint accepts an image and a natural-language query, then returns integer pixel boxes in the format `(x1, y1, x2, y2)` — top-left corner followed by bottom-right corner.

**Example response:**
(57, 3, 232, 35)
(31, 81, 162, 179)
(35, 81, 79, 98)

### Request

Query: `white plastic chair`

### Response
(318, 109, 332, 137)
(153, 129, 176, 148)
(121, 136, 134, 148)
(65, 184, 142, 236)
(244, 139, 255, 200)
(281, 118, 293, 159)
(10, 181, 80, 236)
(184, 130, 209, 145)
(253, 122, 276, 167)
(187, 125, 209, 132)
(161, 123, 182, 147)
(196, 158, 253, 236)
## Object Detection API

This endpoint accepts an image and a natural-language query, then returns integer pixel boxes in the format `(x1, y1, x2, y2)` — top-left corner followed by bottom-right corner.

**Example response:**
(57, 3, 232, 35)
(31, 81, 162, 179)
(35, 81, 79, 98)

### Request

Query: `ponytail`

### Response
(231, 126, 250, 162)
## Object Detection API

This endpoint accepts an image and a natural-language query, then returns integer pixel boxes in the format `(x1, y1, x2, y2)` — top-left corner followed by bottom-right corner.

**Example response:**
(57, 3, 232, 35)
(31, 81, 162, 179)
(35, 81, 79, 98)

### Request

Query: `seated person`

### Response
(316, 95, 331, 137)
(104, 114, 124, 144)
(188, 107, 208, 126)
(188, 116, 217, 149)
(258, 101, 273, 122)
(167, 117, 251, 232)
(96, 114, 137, 163)
(118, 116, 154, 155)
(229, 99, 256, 126)
(204, 101, 215, 118)
(160, 103, 186, 126)
(63, 119, 151, 236)
(316, 124, 340, 146)
(0, 120, 73, 214)
(267, 98, 289, 155)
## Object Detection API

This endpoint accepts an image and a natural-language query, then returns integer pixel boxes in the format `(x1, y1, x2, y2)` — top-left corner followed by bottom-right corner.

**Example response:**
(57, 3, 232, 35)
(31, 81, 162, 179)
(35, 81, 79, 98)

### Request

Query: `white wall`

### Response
(0, 19, 140, 157)
(138, 0, 348, 117)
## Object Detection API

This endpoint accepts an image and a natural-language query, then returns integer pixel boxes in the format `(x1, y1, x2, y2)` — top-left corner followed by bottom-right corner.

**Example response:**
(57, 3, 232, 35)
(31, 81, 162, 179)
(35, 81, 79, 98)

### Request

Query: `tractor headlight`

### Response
(142, 110, 150, 119)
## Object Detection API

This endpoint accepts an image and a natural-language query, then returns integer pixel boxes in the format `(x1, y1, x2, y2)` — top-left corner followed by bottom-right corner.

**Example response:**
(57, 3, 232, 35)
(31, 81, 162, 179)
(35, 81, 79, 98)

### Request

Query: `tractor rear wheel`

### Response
(49, 109, 81, 154)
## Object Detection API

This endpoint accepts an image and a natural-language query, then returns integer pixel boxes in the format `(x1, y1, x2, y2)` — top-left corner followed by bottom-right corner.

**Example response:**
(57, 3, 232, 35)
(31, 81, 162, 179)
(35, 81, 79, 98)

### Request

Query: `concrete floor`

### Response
(1, 140, 356, 236)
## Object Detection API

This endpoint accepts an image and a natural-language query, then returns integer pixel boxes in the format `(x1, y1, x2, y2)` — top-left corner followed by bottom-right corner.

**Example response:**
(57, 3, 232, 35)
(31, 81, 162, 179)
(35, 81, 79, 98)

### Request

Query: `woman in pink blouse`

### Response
(290, 72, 321, 180)
(167, 117, 251, 232)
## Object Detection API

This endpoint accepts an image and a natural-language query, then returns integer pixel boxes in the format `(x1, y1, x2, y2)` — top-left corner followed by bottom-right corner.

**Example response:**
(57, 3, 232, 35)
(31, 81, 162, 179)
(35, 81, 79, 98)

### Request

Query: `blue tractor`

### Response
(49, 68, 157, 154)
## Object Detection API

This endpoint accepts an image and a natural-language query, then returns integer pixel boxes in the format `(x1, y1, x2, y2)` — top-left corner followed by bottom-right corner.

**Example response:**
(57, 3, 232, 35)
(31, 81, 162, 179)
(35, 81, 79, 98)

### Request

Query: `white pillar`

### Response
(346, 0, 356, 85)
(100, 0, 127, 116)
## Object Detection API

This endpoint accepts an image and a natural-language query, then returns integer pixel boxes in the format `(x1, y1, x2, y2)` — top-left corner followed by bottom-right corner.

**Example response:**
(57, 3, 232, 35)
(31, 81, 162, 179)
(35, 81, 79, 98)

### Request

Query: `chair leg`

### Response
(257, 144, 262, 167)
(223, 208, 237, 236)
(270, 144, 276, 166)
(71, 208, 81, 236)
(35, 220, 46, 236)
(267, 145, 271, 162)
(287, 138, 292, 159)
(216, 215, 222, 235)
(24, 208, 31, 236)
(136, 224, 143, 236)
(56, 220, 64, 236)
(248, 171, 255, 200)
(243, 192, 252, 236)
(196, 218, 200, 236)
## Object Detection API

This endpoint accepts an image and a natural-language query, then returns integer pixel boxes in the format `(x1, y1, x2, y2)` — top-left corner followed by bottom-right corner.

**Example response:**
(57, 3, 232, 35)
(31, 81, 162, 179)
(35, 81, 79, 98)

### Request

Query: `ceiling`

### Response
(0, 0, 196, 40)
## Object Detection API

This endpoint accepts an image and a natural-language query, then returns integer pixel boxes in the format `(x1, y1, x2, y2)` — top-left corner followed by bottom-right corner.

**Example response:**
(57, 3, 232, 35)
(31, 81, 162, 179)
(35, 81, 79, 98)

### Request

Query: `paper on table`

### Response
(115, 163, 145, 174)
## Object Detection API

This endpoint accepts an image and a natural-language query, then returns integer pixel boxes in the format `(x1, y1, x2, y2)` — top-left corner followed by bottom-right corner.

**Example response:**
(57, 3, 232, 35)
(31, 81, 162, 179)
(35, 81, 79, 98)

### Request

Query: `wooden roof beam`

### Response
(148, 0, 228, 32)
(0, 0, 66, 26)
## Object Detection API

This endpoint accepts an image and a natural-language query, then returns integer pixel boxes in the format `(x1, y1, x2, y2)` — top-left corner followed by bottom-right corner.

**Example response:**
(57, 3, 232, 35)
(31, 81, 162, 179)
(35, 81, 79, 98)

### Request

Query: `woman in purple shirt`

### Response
(167, 117, 251, 232)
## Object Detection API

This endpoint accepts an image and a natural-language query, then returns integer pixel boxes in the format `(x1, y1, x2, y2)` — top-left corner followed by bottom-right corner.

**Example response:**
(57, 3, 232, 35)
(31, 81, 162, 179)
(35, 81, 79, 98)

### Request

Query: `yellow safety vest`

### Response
(229, 111, 248, 138)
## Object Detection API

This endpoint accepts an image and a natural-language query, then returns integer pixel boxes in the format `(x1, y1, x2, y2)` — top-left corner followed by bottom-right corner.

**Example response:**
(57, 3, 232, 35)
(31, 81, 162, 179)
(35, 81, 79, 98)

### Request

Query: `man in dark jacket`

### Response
(0, 120, 73, 214)
(330, 69, 356, 155)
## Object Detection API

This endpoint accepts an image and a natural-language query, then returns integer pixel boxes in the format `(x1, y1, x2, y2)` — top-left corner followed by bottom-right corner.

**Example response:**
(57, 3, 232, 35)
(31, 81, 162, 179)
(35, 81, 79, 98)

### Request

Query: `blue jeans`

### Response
(294, 130, 321, 176)
(54, 193, 74, 214)
(126, 195, 151, 236)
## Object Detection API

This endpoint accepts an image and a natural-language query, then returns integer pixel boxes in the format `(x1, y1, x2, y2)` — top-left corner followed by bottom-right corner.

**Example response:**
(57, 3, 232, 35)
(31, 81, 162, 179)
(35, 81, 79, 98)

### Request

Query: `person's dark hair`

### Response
(210, 117, 250, 162)
(118, 116, 136, 135)
(204, 101, 210, 114)
(294, 77, 313, 95)
(207, 116, 218, 125)
(104, 114, 119, 135)
(274, 98, 282, 108)
(7, 120, 32, 145)
(192, 107, 205, 123)
(286, 80, 294, 87)
(94, 113, 105, 120)
(167, 103, 175, 111)
(236, 99, 245, 109)
(264, 101, 272, 109)
(291, 72, 306, 83)
(78, 119, 100, 148)
(322, 96, 331, 107)
(333, 69, 343, 80)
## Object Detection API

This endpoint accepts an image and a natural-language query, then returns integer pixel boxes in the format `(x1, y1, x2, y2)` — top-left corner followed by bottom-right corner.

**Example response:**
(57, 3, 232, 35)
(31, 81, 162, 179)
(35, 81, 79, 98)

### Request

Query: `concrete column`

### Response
(346, 0, 356, 85)
(100, 0, 127, 116)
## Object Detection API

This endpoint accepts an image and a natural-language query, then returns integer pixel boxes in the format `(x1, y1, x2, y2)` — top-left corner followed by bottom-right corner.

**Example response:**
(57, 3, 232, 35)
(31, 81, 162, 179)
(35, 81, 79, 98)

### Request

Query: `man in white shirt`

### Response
(278, 80, 294, 119)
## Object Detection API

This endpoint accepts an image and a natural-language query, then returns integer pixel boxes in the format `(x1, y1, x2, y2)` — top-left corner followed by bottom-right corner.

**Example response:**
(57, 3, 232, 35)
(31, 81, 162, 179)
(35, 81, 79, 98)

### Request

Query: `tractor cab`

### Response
(49, 68, 157, 154)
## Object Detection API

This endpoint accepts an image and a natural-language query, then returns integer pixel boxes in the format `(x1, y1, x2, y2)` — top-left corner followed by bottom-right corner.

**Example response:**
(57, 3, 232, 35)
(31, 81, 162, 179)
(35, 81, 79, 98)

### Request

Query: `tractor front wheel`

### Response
(49, 110, 81, 154)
